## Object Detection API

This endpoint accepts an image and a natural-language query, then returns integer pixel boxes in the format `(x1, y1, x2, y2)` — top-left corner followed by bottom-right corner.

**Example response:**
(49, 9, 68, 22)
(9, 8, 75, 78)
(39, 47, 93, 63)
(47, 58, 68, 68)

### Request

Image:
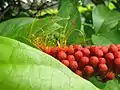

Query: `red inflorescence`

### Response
(69, 60, 78, 71)
(90, 56, 99, 67)
(80, 56, 89, 65)
(75, 70, 82, 76)
(106, 72, 115, 80)
(81, 48, 90, 57)
(57, 51, 67, 61)
(37, 44, 120, 82)
(99, 58, 106, 64)
(98, 64, 108, 72)
(67, 55, 75, 61)
(61, 60, 70, 67)
(74, 51, 83, 62)
(84, 65, 94, 76)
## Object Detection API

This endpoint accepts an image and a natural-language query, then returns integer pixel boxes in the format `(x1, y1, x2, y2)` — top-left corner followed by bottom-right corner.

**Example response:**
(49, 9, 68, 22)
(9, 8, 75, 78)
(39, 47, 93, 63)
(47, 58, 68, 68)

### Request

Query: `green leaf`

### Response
(100, 31, 120, 44)
(103, 79, 120, 90)
(92, 5, 120, 45)
(0, 36, 100, 90)
(92, 35, 112, 46)
(92, 4, 120, 34)
(89, 77, 106, 89)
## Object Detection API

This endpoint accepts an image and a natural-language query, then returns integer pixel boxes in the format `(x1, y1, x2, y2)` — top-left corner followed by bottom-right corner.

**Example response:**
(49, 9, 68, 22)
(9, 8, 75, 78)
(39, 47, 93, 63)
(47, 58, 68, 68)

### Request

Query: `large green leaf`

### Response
(92, 5, 120, 45)
(58, 0, 82, 44)
(0, 36, 100, 90)
(92, 4, 120, 34)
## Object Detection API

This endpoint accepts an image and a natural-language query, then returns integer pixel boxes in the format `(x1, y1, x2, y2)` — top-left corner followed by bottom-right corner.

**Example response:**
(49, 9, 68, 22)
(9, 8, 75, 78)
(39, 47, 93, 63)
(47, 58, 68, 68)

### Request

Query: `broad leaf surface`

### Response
(0, 36, 100, 90)
(92, 5, 120, 45)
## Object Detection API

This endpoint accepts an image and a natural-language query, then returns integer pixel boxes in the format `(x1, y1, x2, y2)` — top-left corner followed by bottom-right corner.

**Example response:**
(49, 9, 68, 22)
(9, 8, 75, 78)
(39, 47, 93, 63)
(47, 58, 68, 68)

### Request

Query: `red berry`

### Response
(116, 44, 120, 51)
(105, 53, 114, 60)
(44, 46, 51, 54)
(37, 45, 45, 51)
(67, 55, 75, 61)
(73, 45, 82, 51)
(114, 51, 120, 58)
(69, 61, 78, 71)
(66, 46, 74, 55)
(106, 72, 115, 80)
(58, 47, 66, 52)
(80, 56, 89, 65)
(84, 65, 94, 75)
(98, 64, 108, 72)
(75, 70, 82, 76)
(90, 56, 99, 67)
(61, 60, 69, 67)
(74, 51, 83, 61)
(99, 58, 106, 64)
(81, 48, 90, 56)
(50, 47, 58, 57)
(94, 49, 103, 57)
(57, 51, 67, 61)
(105, 53, 114, 70)
(109, 44, 118, 53)
(90, 46, 99, 52)
(114, 58, 120, 65)
(63, 46, 69, 52)
(101, 46, 108, 54)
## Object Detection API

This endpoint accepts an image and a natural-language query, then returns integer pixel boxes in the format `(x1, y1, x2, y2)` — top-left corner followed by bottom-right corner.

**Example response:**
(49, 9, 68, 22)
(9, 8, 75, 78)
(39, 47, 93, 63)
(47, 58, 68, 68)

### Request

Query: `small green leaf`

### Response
(92, 35, 112, 46)
(0, 36, 100, 90)
(89, 77, 106, 89)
